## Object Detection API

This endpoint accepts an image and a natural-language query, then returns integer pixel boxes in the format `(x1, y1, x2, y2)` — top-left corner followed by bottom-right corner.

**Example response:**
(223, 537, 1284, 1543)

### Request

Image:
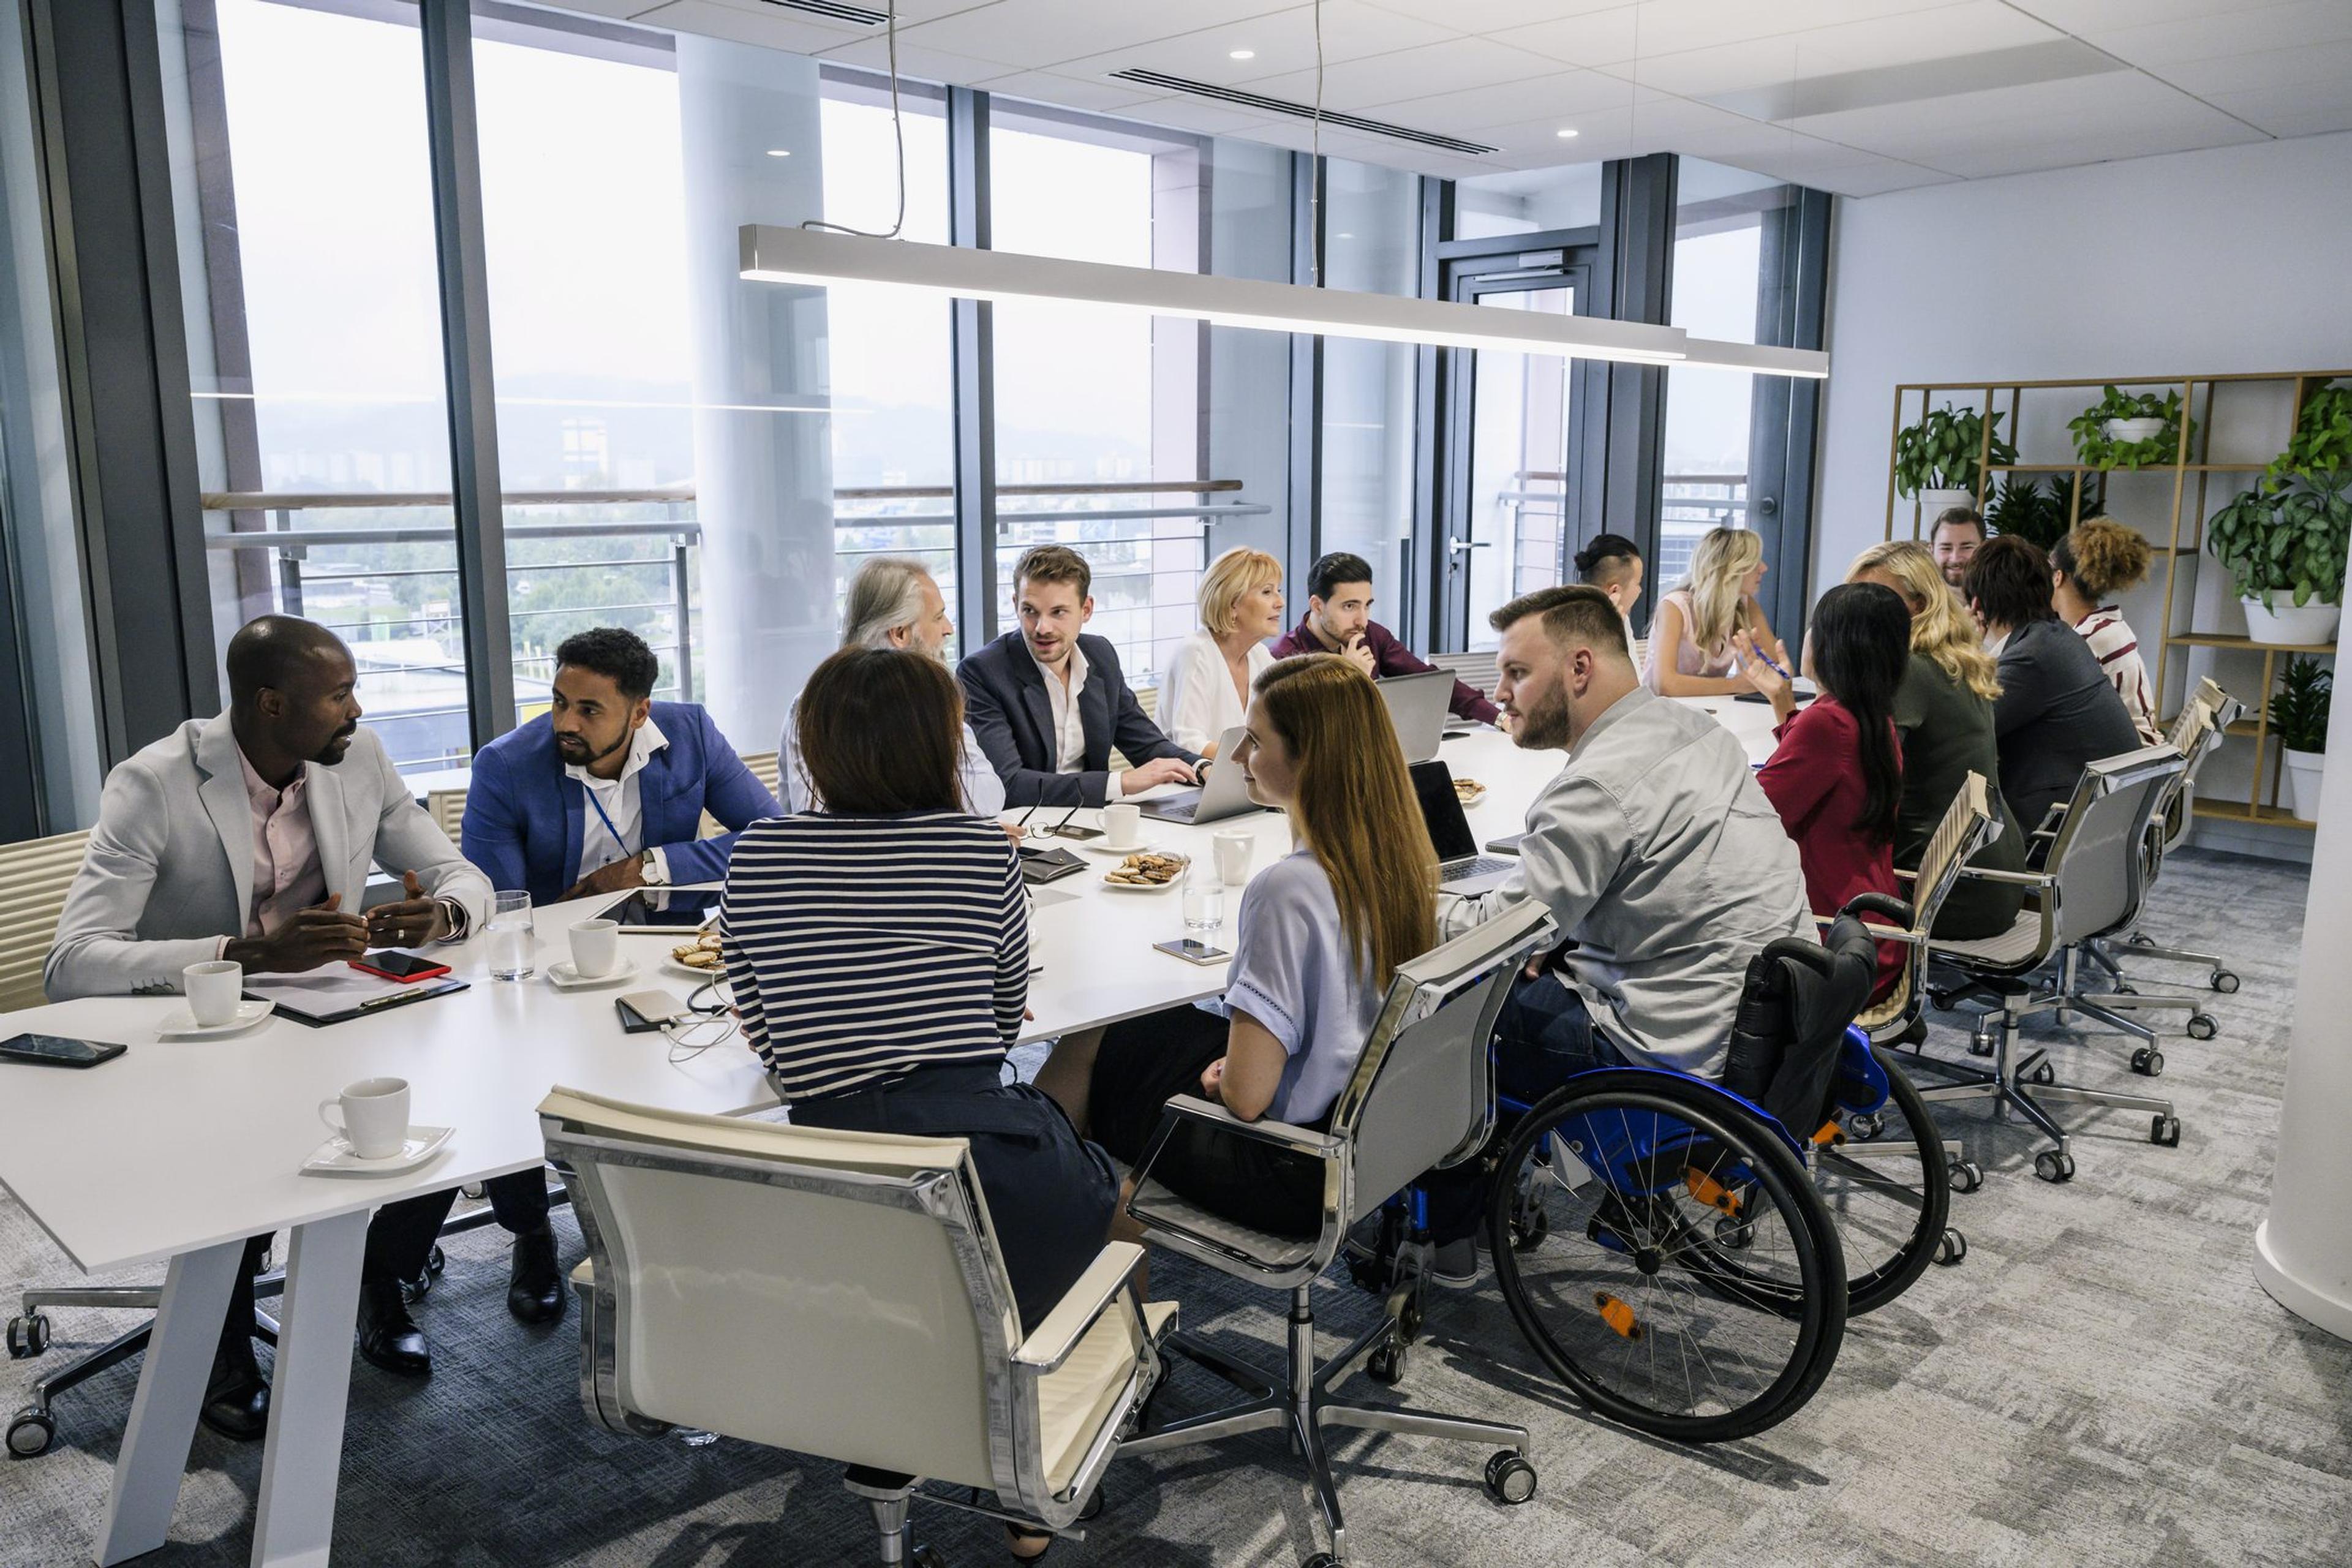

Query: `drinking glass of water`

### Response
(1182, 858, 1224, 935)
(486, 890, 535, 981)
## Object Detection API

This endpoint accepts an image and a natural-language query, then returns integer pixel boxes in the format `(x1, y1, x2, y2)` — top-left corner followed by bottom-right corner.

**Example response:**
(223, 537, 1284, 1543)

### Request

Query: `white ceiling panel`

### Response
(540, 0, 649, 20)
(2075, 1, 2352, 70)
(1054, 2, 1459, 88)
(1102, 96, 1275, 137)
(1241, 37, 1566, 107)
(1789, 67, 2211, 143)
(1623, 0, 1980, 59)
(1362, 69, 1642, 130)
(968, 69, 1172, 112)
(2006, 0, 2299, 30)
(623, 1, 872, 54)
(1358, 0, 1631, 32)
(888, 0, 1283, 71)
(809, 34, 1013, 86)
(1488, 8, 1645, 68)
(1929, 119, 2269, 178)
(1610, 2, 2060, 98)
(2204, 77, 2352, 137)
(2159, 36, 2352, 94)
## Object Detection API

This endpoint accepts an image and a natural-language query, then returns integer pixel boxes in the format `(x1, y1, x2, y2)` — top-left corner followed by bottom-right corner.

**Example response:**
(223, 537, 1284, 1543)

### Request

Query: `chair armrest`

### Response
(1012, 1240, 1150, 1375)
(1814, 914, 1931, 946)
(1951, 866, 2051, 888)
(1150, 1095, 1345, 1157)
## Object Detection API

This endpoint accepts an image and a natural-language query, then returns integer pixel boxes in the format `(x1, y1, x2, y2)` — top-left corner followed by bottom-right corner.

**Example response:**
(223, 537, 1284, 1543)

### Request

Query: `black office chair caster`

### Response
(7, 1313, 49, 1360)
(2026, 1061, 2056, 1087)
(2034, 1150, 2075, 1184)
(2211, 970, 2241, 994)
(2111, 981, 2138, 996)
(1484, 1451, 1538, 1505)
(908, 1545, 948, 1568)
(2187, 1014, 2218, 1041)
(1077, 1487, 1106, 1524)
(1934, 1230, 1967, 1267)
(1948, 1159, 1983, 1194)
(1968, 1031, 1996, 1058)
(1302, 1554, 1341, 1568)
(2150, 1115, 2182, 1148)
(2131, 1047, 2164, 1077)
(1366, 1340, 1408, 1387)
(7, 1406, 54, 1458)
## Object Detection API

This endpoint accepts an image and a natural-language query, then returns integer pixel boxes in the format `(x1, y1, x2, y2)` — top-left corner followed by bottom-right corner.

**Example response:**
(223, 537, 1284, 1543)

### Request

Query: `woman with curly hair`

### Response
(2051, 518, 2162, 745)
(1846, 540, 2026, 939)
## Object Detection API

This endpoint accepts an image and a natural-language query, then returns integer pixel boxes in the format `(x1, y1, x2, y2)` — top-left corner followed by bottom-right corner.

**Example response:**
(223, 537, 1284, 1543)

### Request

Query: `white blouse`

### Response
(1158, 630, 1275, 753)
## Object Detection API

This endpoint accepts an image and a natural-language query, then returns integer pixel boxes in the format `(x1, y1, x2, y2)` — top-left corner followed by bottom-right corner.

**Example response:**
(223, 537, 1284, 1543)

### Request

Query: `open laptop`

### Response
(1375, 668, 1453, 764)
(1407, 759, 1517, 894)
(1138, 727, 1265, 824)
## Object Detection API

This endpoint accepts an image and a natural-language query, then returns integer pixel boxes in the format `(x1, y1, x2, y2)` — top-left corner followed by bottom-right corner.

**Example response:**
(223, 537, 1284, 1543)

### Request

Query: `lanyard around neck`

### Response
(581, 777, 637, 859)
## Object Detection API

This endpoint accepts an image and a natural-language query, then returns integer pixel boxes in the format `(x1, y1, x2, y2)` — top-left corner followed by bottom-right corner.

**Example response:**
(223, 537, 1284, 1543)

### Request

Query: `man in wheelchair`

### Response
(1417, 584, 1814, 1277)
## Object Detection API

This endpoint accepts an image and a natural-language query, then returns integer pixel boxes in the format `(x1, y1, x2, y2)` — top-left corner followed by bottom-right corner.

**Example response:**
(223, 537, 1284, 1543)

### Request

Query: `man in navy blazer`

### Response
(459, 625, 777, 1321)
(958, 543, 1202, 807)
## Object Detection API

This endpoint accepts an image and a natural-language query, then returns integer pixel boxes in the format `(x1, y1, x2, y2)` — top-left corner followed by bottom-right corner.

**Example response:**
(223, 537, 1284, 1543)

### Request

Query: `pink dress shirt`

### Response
(236, 747, 327, 938)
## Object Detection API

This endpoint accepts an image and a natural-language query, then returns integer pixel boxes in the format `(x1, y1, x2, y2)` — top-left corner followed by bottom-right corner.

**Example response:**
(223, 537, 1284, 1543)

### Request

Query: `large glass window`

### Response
(165, 0, 471, 775)
(988, 106, 1207, 680)
(1319, 158, 1419, 603)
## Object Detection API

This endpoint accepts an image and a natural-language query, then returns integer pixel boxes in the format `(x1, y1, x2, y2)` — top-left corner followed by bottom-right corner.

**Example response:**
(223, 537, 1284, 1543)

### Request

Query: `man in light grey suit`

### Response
(45, 615, 492, 1441)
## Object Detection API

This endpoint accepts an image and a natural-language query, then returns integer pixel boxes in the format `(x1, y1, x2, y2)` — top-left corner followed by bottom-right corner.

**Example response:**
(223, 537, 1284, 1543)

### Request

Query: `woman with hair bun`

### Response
(1574, 533, 1645, 622)
(2051, 518, 2160, 745)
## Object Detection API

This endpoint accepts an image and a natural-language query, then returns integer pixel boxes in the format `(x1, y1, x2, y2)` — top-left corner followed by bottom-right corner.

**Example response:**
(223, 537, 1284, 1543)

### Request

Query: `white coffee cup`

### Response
(1212, 827, 1253, 886)
(319, 1076, 410, 1161)
(568, 918, 620, 978)
(1102, 801, 1143, 851)
(183, 959, 244, 1028)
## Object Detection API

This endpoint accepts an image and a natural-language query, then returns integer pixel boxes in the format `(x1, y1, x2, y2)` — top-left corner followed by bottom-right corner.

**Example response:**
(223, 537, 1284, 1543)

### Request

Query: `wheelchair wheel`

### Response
(1486, 1070, 1847, 1445)
(1812, 1059, 1953, 1316)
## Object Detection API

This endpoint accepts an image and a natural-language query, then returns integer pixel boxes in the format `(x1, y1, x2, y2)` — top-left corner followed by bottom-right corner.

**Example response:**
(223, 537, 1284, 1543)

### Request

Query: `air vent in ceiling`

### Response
(1109, 69, 1498, 156)
(761, 0, 889, 26)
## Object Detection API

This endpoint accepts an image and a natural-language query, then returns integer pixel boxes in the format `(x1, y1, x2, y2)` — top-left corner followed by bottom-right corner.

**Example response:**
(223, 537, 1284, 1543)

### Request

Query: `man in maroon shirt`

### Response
(1268, 551, 1503, 726)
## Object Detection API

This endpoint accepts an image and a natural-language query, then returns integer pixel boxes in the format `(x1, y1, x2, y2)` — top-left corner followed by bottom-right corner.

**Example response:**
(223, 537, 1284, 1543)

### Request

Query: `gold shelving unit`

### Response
(1884, 370, 2350, 832)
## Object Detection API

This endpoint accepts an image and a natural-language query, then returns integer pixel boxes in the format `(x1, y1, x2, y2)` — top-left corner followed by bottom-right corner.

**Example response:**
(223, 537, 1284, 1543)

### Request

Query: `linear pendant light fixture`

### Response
(740, 226, 1830, 379)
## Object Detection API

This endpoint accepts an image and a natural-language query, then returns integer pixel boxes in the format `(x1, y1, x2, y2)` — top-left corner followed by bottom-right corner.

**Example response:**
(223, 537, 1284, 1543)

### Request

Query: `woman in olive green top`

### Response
(1847, 541, 2027, 938)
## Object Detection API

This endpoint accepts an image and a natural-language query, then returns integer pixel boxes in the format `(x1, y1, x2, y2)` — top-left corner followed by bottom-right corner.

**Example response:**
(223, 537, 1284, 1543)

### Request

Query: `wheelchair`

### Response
(1356, 902, 1958, 1446)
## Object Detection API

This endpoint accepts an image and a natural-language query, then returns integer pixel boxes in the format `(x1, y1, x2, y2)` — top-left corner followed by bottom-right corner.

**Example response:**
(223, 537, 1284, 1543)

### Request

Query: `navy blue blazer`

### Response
(957, 631, 1199, 807)
(460, 703, 780, 905)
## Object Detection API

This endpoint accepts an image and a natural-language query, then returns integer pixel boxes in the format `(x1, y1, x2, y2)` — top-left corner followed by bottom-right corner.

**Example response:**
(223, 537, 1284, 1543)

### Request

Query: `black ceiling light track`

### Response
(1109, 68, 1497, 156)
(761, 0, 891, 26)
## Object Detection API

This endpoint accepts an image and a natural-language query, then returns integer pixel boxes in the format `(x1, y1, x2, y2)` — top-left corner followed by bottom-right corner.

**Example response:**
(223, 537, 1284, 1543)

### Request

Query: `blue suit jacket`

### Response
(460, 703, 780, 905)
(957, 631, 1198, 807)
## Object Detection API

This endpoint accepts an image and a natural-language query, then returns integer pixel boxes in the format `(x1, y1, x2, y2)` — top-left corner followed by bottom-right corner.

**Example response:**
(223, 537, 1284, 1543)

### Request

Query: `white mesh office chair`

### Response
(1917, 745, 2187, 1183)
(541, 1087, 1173, 1566)
(1120, 901, 1555, 1568)
(2094, 679, 2247, 997)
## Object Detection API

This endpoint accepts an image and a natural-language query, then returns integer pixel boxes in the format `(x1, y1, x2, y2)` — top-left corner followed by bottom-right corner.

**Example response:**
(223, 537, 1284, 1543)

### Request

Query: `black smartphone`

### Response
(1153, 938, 1232, 966)
(0, 1032, 127, 1069)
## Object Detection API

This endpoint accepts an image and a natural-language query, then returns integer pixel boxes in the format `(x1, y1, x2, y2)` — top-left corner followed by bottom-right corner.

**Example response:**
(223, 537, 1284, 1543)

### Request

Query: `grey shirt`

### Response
(1439, 685, 1811, 1079)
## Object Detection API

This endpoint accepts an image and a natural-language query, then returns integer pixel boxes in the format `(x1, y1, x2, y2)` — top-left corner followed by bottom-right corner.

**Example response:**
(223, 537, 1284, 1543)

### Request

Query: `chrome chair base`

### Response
(1123, 1283, 1529, 1566)
(8, 1275, 284, 1458)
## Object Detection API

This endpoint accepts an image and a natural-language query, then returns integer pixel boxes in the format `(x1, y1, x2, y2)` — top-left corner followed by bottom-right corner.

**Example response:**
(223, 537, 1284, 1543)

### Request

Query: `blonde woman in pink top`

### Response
(1643, 526, 1785, 697)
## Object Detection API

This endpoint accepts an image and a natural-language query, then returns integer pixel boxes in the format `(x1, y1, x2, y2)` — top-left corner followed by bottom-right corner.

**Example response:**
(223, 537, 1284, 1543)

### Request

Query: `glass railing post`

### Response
(670, 511, 695, 704)
(273, 507, 306, 617)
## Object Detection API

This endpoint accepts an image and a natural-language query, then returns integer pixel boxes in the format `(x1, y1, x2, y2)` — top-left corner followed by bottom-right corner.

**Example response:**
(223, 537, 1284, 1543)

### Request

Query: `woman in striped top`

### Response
(2052, 519, 2163, 745)
(720, 646, 1117, 1343)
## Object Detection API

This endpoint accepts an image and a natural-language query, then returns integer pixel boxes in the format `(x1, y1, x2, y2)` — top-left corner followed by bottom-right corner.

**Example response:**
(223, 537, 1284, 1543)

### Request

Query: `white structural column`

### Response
(2254, 672, 2352, 1340)
(675, 37, 837, 756)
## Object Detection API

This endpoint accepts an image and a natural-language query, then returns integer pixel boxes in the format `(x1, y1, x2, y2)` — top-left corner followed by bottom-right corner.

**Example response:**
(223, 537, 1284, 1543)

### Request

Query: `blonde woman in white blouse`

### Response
(1159, 548, 1285, 757)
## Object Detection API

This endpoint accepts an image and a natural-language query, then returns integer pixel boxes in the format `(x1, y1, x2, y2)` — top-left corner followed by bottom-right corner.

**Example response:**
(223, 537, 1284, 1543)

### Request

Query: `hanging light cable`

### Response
(801, 0, 905, 240)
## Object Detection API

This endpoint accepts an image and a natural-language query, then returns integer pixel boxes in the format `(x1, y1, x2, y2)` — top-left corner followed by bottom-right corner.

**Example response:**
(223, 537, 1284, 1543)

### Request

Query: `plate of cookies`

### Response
(1453, 777, 1488, 807)
(1101, 851, 1189, 892)
(665, 930, 727, 980)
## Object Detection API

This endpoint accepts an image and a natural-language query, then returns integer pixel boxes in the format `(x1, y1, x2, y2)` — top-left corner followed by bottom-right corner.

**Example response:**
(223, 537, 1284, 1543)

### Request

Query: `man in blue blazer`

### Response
(958, 543, 1202, 807)
(460, 625, 778, 1321)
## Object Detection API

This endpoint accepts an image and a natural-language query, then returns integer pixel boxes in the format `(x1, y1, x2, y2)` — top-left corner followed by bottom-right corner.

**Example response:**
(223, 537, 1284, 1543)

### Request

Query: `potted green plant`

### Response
(2207, 482, 2351, 645)
(2265, 380, 2352, 493)
(2269, 655, 2332, 821)
(1893, 405, 2017, 514)
(2068, 385, 2193, 470)
(1986, 472, 2106, 551)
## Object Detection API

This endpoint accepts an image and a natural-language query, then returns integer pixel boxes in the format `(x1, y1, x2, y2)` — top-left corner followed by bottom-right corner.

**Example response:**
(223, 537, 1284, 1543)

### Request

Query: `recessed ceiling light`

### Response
(766, 148, 793, 157)
(1229, 48, 1255, 60)
(1555, 128, 1579, 139)
(1336, 232, 1354, 239)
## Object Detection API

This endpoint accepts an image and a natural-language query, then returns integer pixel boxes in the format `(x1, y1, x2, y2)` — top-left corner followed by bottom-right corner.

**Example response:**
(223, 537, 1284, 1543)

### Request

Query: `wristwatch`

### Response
(638, 848, 669, 886)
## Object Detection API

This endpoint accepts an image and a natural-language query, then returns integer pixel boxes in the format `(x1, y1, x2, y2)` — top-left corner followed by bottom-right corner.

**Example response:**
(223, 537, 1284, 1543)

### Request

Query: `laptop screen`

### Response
(1408, 760, 1478, 862)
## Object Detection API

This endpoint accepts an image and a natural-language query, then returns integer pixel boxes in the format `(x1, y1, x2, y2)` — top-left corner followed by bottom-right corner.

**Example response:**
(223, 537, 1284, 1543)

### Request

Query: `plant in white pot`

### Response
(2068, 385, 2193, 471)
(2270, 656, 2331, 821)
(1893, 404, 2016, 516)
(2206, 483, 2350, 646)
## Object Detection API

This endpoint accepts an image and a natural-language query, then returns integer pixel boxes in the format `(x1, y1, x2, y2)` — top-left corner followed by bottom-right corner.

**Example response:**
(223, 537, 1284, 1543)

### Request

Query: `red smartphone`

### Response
(350, 950, 453, 984)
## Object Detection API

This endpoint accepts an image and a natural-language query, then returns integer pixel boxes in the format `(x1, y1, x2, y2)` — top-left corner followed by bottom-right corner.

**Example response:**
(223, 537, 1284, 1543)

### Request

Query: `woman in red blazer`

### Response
(1736, 582, 1913, 1001)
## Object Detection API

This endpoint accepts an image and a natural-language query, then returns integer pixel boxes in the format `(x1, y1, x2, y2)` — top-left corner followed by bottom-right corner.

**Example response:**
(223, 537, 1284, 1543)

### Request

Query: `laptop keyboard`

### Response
(1442, 855, 1514, 881)
(1152, 800, 1199, 823)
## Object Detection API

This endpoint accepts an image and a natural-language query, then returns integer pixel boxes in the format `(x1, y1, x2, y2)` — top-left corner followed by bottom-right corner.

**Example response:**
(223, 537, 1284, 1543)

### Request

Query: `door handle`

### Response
(1447, 537, 1491, 556)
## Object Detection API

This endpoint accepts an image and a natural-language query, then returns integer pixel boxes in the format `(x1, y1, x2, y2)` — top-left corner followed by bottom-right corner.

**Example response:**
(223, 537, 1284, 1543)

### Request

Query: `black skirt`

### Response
(1088, 1005, 1329, 1240)
(790, 1063, 1118, 1335)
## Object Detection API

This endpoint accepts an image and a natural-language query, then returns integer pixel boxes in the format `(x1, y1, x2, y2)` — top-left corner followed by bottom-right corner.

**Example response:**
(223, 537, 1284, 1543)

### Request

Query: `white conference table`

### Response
(0, 697, 1782, 1567)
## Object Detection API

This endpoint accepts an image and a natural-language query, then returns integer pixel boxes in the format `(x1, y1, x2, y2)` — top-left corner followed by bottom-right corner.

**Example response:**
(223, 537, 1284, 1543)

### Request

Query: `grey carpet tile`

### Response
(6, 846, 2349, 1568)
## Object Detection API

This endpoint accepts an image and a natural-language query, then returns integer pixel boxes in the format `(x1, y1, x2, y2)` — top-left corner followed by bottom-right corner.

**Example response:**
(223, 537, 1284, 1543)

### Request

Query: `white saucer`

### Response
(301, 1125, 454, 1177)
(1081, 839, 1159, 858)
(546, 958, 641, 991)
(156, 1000, 275, 1039)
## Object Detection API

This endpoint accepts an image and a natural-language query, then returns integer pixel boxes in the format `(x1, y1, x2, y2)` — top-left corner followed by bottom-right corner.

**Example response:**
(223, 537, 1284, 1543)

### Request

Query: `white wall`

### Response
(1816, 130, 2352, 859)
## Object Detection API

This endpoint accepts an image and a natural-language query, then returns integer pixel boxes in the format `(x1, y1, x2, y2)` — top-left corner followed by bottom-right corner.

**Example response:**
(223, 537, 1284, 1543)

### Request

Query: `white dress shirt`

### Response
(567, 717, 671, 883)
(1158, 630, 1274, 753)
(1031, 640, 1110, 806)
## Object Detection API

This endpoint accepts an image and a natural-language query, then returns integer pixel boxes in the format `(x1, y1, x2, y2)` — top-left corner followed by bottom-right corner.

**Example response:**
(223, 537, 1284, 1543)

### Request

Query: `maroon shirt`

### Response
(1268, 615, 1501, 725)
(1755, 694, 1905, 1001)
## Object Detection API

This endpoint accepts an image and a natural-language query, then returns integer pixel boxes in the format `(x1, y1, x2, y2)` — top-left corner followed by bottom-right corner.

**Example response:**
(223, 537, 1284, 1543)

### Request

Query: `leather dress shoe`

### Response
(356, 1277, 432, 1377)
(200, 1338, 270, 1442)
(507, 1226, 565, 1326)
